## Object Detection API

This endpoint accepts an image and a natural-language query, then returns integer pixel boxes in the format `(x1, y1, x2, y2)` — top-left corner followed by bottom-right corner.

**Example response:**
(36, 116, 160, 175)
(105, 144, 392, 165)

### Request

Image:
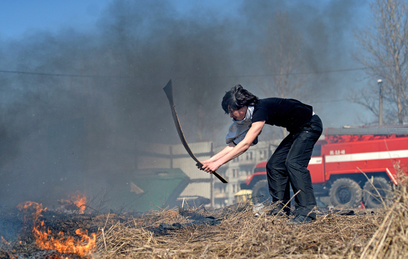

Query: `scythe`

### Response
(163, 80, 228, 183)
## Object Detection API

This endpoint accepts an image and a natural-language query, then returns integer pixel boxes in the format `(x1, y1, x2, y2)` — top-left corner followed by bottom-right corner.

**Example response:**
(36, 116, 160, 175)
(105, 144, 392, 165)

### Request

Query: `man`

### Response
(199, 84, 323, 224)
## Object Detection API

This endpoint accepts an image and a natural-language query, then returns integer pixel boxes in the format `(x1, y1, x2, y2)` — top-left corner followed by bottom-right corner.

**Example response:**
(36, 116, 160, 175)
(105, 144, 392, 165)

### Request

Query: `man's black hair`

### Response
(222, 84, 259, 114)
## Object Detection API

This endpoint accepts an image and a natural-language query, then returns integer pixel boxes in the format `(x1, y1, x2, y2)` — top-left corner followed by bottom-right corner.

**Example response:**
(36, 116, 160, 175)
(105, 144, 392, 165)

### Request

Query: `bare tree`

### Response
(353, 0, 408, 124)
(261, 12, 311, 99)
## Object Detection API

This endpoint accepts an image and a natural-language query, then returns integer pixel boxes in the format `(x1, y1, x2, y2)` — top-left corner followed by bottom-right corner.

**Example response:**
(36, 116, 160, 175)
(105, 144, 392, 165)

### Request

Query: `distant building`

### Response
(212, 140, 280, 208)
(137, 139, 281, 210)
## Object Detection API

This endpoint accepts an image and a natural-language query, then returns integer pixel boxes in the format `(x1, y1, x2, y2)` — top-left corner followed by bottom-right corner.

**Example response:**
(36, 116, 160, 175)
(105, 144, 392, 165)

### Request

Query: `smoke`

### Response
(0, 0, 368, 208)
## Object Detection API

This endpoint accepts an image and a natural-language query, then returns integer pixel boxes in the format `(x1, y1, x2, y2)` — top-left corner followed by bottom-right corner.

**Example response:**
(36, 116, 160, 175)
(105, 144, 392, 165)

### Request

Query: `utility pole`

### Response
(378, 79, 383, 125)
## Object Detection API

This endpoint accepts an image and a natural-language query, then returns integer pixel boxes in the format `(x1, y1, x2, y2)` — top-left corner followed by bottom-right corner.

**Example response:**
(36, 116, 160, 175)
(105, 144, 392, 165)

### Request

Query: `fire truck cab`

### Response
(241, 127, 408, 208)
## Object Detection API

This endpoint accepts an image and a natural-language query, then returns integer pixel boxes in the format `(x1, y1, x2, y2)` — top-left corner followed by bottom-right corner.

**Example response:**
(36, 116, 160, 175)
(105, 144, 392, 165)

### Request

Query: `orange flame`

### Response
(33, 225, 96, 255)
(17, 199, 96, 257)
(59, 192, 87, 214)
(72, 192, 87, 214)
(17, 201, 46, 221)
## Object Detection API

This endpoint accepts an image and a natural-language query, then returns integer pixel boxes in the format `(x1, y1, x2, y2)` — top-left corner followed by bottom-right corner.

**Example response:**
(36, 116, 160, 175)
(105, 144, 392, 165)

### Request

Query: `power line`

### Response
(0, 69, 131, 79)
(0, 66, 372, 79)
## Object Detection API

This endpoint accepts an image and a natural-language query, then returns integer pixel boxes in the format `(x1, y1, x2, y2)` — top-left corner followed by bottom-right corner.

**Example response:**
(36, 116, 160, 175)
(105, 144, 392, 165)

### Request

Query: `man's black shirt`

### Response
(252, 98, 313, 133)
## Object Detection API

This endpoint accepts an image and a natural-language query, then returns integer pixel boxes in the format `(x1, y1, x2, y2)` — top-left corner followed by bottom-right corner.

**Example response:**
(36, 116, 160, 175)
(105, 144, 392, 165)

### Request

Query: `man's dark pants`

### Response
(266, 115, 323, 219)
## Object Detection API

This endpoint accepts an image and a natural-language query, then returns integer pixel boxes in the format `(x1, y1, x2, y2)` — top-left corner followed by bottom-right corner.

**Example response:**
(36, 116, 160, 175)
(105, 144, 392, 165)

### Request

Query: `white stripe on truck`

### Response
(309, 157, 322, 165)
(325, 150, 408, 163)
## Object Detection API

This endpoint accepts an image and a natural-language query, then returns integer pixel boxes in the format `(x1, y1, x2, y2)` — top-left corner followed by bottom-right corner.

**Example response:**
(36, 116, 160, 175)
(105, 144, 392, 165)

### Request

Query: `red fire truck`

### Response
(241, 127, 408, 208)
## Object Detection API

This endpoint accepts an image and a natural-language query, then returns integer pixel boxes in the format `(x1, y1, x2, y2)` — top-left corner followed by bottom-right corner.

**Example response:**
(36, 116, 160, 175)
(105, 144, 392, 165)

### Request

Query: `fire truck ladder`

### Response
(326, 127, 408, 136)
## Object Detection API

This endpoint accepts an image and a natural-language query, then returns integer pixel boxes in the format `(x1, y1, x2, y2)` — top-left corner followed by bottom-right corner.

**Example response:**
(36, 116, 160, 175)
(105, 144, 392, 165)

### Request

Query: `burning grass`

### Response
(3, 168, 408, 258)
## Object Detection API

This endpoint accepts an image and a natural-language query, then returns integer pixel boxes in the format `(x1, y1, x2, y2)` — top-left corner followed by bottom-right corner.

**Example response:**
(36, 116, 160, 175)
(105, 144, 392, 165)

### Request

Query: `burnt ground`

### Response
(0, 203, 226, 258)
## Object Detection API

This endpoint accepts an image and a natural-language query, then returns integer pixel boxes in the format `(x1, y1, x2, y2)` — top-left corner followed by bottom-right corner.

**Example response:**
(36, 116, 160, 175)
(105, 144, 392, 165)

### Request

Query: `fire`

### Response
(17, 198, 96, 257)
(59, 191, 87, 214)
(17, 201, 46, 220)
(33, 225, 96, 255)
(73, 193, 87, 214)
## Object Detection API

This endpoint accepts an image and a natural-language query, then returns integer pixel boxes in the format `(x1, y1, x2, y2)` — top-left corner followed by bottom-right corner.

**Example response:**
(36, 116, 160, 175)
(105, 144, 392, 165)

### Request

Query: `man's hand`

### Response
(196, 161, 220, 173)
(196, 162, 204, 171)
(200, 160, 223, 173)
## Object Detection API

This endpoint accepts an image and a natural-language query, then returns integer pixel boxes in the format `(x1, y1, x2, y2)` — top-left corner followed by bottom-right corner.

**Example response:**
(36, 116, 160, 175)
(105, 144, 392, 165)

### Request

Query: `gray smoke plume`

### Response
(0, 0, 368, 209)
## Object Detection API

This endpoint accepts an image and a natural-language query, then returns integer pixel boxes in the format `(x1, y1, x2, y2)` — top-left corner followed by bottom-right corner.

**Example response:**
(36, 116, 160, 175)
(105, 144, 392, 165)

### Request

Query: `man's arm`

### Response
(201, 142, 236, 164)
(201, 121, 265, 172)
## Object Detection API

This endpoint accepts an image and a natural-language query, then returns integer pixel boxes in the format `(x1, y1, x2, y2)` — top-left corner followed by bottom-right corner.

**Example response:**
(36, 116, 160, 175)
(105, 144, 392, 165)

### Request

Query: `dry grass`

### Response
(359, 162, 408, 259)
(93, 205, 381, 258)
(92, 164, 408, 258)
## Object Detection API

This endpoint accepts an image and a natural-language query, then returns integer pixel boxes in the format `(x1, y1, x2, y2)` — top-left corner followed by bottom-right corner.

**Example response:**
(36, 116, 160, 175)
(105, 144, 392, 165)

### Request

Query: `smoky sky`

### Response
(0, 0, 369, 208)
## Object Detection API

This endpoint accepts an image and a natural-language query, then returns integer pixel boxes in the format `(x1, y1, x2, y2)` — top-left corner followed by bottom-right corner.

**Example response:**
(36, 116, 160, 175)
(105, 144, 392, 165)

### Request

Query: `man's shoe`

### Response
(287, 215, 315, 225)
(267, 207, 290, 217)
(253, 203, 265, 217)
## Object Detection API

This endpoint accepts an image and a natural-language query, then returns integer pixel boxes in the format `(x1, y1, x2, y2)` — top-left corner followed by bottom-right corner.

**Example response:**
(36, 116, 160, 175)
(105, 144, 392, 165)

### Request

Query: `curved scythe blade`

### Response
(163, 80, 228, 183)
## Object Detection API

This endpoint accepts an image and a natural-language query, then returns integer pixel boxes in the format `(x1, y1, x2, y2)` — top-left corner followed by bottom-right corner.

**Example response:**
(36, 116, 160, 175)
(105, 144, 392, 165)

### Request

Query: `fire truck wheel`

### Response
(252, 180, 270, 204)
(329, 178, 362, 208)
(363, 177, 393, 209)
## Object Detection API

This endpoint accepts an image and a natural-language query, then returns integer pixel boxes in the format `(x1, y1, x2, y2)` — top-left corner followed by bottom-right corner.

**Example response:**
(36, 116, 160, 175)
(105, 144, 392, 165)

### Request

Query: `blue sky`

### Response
(0, 0, 109, 40)
(0, 0, 244, 40)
